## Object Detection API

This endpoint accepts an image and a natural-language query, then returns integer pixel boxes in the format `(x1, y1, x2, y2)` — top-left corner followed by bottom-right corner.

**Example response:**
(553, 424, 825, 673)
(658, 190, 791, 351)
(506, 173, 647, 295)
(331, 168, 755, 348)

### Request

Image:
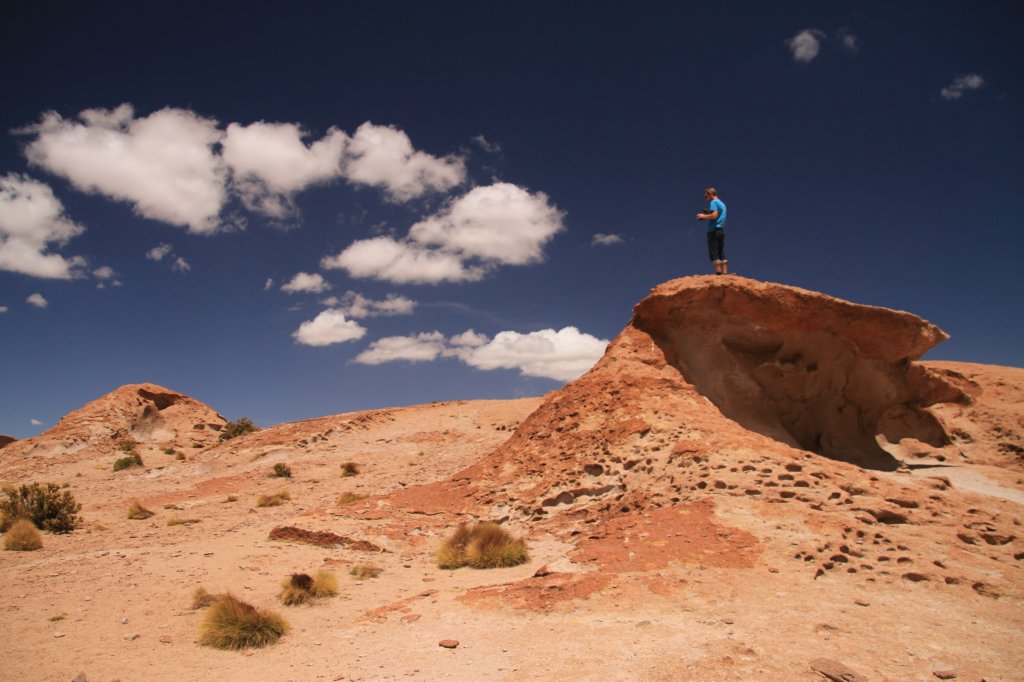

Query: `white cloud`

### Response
(19, 105, 227, 234)
(837, 27, 859, 51)
(0, 174, 87, 279)
(26, 293, 48, 308)
(344, 122, 465, 202)
(786, 29, 826, 62)
(0, 306, 8, 313)
(172, 257, 191, 273)
(292, 309, 367, 346)
(471, 135, 501, 153)
(93, 265, 115, 279)
(146, 243, 173, 261)
(281, 271, 331, 294)
(335, 291, 416, 318)
(30, 418, 43, 426)
(460, 327, 608, 381)
(322, 236, 485, 284)
(324, 183, 564, 284)
(941, 74, 985, 100)
(592, 233, 623, 246)
(354, 331, 447, 365)
(222, 121, 348, 219)
(355, 327, 607, 381)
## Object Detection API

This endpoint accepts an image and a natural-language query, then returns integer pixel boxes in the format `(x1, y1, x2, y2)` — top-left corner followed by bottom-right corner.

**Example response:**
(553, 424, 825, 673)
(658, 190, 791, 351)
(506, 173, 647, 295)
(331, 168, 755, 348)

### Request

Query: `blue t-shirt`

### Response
(707, 198, 727, 231)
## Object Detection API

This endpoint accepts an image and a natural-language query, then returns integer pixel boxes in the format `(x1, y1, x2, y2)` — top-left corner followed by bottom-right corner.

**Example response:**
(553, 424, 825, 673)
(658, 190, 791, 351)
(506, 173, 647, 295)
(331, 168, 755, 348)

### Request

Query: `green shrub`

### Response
(198, 594, 289, 650)
(163, 448, 177, 455)
(4, 519, 43, 551)
(0, 483, 82, 533)
(220, 417, 257, 441)
(437, 522, 528, 569)
(118, 438, 138, 453)
(271, 463, 292, 478)
(113, 453, 143, 471)
(340, 462, 360, 477)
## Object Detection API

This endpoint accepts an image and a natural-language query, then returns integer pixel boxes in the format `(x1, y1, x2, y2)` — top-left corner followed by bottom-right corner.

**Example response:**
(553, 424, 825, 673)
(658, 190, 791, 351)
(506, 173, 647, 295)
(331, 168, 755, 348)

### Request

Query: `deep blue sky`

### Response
(2, 1, 1021, 438)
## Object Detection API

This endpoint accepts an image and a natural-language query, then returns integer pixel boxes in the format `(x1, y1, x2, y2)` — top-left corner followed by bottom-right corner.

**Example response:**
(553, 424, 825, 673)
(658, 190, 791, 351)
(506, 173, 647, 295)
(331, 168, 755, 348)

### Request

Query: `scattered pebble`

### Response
(124, 633, 140, 641)
(933, 671, 957, 680)
(54, 632, 65, 638)
(438, 640, 459, 649)
(158, 635, 172, 644)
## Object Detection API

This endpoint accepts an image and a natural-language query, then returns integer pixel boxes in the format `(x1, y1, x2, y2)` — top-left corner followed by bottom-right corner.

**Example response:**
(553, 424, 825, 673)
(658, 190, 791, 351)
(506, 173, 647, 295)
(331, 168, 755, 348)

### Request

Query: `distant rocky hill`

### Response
(1, 383, 226, 472)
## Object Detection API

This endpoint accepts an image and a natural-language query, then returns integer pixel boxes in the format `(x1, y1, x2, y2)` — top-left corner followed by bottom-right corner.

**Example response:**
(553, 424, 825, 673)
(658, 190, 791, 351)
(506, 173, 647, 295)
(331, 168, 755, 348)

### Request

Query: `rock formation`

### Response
(0, 434, 15, 449)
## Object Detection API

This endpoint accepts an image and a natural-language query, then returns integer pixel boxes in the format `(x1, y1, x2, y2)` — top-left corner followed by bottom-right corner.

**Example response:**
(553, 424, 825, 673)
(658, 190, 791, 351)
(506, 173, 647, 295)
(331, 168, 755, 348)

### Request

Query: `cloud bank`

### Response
(941, 74, 985, 100)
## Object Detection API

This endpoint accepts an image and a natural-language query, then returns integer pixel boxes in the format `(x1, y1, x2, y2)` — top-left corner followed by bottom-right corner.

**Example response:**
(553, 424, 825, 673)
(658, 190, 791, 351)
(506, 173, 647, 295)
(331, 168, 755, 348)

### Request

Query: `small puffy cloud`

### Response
(592, 233, 623, 246)
(0, 173, 87, 279)
(460, 327, 608, 381)
(325, 183, 564, 284)
(281, 271, 331, 294)
(222, 121, 348, 219)
(292, 309, 367, 346)
(322, 236, 485, 284)
(336, 291, 416, 318)
(0, 306, 8, 313)
(264, 278, 274, 291)
(172, 257, 191, 273)
(30, 418, 44, 426)
(354, 331, 447, 365)
(93, 265, 115, 279)
(355, 327, 607, 381)
(786, 29, 826, 62)
(941, 74, 985, 100)
(146, 243, 173, 261)
(344, 122, 465, 202)
(471, 134, 501, 154)
(27, 293, 48, 308)
(837, 27, 859, 51)
(19, 104, 227, 233)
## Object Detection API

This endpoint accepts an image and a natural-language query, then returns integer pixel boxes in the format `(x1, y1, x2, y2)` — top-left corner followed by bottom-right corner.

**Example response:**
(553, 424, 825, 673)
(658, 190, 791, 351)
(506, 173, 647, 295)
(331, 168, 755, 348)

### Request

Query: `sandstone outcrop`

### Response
(1, 383, 227, 467)
(0, 434, 15, 449)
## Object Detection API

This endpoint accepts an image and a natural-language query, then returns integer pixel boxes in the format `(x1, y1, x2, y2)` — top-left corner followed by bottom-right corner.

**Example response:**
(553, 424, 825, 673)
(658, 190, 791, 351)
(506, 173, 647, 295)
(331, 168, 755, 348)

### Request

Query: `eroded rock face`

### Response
(0, 435, 16, 449)
(632, 277, 963, 470)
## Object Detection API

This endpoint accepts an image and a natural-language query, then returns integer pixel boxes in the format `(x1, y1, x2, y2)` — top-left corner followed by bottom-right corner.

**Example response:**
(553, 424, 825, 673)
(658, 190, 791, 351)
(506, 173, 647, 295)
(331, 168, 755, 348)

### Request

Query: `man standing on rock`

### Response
(696, 187, 728, 274)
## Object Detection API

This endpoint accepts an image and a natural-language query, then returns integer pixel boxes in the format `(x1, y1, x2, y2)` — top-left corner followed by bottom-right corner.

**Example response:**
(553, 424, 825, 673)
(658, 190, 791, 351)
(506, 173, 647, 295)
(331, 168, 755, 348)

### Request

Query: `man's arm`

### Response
(696, 209, 720, 220)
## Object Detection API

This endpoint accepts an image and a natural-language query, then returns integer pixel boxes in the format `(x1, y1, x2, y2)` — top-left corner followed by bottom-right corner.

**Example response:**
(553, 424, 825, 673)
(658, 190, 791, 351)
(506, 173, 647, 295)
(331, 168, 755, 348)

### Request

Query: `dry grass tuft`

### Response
(437, 522, 528, 569)
(256, 491, 291, 508)
(126, 500, 154, 520)
(197, 593, 289, 650)
(4, 519, 43, 551)
(222, 495, 238, 503)
(340, 462, 360, 477)
(336, 492, 365, 506)
(349, 563, 382, 580)
(271, 463, 292, 478)
(192, 586, 222, 610)
(167, 518, 201, 526)
(279, 570, 338, 605)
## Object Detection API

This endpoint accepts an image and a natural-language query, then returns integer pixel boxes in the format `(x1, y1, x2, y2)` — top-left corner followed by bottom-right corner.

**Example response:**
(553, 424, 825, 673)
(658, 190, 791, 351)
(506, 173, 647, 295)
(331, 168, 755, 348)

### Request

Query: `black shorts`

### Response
(707, 229, 725, 262)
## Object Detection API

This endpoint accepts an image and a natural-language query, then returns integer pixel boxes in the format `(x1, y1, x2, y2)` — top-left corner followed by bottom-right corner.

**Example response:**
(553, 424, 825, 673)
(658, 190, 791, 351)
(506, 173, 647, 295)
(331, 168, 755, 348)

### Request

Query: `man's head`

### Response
(704, 187, 717, 199)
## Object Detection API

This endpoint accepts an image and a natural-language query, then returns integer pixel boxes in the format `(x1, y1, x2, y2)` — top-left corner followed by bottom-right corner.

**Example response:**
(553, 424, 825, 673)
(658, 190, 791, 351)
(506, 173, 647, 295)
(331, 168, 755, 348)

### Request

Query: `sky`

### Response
(1, 1, 1021, 439)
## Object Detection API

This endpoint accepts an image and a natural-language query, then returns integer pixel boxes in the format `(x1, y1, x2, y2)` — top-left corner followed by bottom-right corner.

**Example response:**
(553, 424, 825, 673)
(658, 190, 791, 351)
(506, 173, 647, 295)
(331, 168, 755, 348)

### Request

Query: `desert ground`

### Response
(1, 276, 1021, 682)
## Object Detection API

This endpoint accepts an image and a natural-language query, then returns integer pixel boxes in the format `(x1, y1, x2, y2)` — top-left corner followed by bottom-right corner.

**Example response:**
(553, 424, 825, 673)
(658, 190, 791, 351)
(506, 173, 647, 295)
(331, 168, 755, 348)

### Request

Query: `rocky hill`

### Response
(0, 276, 1020, 682)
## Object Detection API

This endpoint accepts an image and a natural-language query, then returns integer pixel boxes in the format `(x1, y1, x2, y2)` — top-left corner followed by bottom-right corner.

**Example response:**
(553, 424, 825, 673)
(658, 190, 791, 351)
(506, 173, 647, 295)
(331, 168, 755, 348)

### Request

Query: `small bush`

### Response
(220, 417, 257, 441)
(49, 614, 66, 622)
(198, 593, 289, 650)
(4, 519, 43, 551)
(349, 564, 381, 580)
(175, 452, 186, 461)
(222, 495, 238, 503)
(191, 443, 203, 449)
(192, 586, 221, 610)
(256, 491, 291, 508)
(336, 492, 365, 506)
(279, 570, 338, 605)
(437, 522, 528, 569)
(126, 500, 154, 520)
(271, 463, 292, 478)
(118, 438, 138, 453)
(113, 453, 143, 471)
(0, 483, 81, 533)
(163, 448, 177, 455)
(167, 518, 200, 526)
(340, 462, 360, 477)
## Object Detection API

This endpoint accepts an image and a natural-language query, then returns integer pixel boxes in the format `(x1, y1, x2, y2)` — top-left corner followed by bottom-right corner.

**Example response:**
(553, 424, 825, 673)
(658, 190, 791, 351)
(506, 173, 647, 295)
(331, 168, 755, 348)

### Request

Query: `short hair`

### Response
(704, 187, 717, 196)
